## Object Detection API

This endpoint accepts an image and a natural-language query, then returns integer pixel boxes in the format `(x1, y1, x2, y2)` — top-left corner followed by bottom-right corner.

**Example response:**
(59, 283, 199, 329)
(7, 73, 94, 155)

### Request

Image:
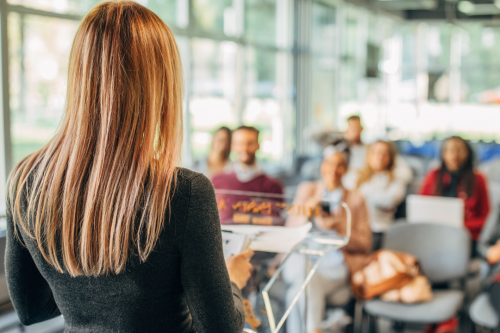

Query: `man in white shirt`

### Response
(343, 115, 413, 189)
(345, 115, 366, 171)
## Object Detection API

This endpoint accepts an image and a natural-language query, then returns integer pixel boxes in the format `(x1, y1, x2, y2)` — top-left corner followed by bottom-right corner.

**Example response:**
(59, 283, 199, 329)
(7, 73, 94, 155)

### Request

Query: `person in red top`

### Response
(419, 136, 490, 241)
(419, 136, 490, 333)
(212, 126, 284, 224)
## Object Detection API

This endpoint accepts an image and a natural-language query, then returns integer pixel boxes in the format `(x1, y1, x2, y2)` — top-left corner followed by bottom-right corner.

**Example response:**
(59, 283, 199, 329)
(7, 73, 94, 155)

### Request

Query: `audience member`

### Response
(212, 126, 284, 224)
(193, 126, 233, 178)
(283, 140, 372, 333)
(419, 136, 490, 333)
(353, 140, 406, 250)
(345, 115, 366, 171)
(419, 136, 490, 243)
(343, 115, 413, 186)
(5, 2, 252, 332)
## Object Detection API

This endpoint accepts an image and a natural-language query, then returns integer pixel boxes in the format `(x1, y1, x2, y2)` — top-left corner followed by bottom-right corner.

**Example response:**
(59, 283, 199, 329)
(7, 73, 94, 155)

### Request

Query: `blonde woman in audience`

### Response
(282, 139, 372, 333)
(354, 140, 406, 250)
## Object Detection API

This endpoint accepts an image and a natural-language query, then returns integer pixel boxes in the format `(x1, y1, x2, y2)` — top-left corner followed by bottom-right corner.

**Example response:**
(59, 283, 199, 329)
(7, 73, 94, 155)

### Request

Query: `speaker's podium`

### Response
(215, 189, 352, 333)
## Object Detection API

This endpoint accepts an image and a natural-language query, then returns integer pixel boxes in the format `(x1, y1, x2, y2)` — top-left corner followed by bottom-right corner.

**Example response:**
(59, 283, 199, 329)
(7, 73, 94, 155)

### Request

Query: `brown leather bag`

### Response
(351, 250, 424, 301)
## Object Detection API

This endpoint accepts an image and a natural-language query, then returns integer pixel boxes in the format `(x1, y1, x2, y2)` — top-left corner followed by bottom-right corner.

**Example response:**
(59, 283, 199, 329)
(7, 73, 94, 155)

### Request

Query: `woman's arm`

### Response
(180, 175, 245, 333)
(342, 195, 372, 256)
(464, 173, 491, 237)
(5, 194, 61, 325)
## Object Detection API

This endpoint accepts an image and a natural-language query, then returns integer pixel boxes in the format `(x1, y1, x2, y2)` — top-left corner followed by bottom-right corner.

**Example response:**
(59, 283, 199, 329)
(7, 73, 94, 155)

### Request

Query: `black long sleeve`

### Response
(4, 168, 245, 332)
(5, 193, 61, 325)
(180, 174, 245, 332)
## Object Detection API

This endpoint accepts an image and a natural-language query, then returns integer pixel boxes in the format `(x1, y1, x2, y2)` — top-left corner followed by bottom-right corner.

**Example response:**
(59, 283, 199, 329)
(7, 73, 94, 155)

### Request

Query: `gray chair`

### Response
(469, 293, 498, 332)
(362, 223, 470, 332)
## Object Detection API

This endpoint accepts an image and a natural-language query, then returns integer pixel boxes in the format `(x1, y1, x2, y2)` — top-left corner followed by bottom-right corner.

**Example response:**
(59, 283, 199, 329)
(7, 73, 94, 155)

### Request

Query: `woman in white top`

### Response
(355, 140, 406, 250)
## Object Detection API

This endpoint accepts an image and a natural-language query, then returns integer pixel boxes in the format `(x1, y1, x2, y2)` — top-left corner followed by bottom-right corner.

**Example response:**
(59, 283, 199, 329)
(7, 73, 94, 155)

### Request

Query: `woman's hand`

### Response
(225, 249, 254, 289)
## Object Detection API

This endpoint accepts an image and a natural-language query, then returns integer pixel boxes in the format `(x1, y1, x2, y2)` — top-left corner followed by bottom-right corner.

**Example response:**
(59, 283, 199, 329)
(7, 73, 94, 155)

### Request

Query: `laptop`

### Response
(406, 194, 464, 228)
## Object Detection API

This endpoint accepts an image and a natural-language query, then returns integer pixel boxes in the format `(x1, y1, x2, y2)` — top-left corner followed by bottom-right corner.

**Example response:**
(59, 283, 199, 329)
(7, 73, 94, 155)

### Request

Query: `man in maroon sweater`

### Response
(212, 126, 284, 224)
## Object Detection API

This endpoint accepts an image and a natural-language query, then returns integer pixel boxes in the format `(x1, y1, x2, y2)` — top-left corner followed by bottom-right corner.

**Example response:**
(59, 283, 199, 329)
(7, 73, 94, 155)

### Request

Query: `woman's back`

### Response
(6, 3, 249, 332)
(7, 169, 244, 332)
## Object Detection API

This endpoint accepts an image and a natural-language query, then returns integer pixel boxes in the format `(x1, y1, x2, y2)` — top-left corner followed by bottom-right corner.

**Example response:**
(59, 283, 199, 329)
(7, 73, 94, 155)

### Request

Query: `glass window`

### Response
(190, 38, 238, 161)
(245, 0, 276, 46)
(244, 47, 292, 166)
(312, 2, 336, 56)
(9, 14, 79, 165)
(343, 13, 358, 60)
(426, 23, 452, 73)
(9, 0, 179, 26)
(310, 2, 337, 128)
(192, 0, 235, 35)
(461, 25, 500, 103)
(312, 57, 336, 127)
(8, 0, 104, 15)
(144, 0, 179, 26)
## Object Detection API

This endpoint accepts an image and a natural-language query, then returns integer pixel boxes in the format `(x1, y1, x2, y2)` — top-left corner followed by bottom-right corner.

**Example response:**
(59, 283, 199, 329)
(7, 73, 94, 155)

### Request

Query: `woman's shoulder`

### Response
(176, 167, 214, 193)
(473, 170, 488, 187)
(474, 170, 487, 181)
(424, 167, 440, 178)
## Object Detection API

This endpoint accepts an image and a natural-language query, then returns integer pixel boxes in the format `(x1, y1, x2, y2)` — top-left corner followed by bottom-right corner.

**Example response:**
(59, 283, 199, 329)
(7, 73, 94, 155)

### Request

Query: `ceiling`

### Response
(352, 0, 500, 22)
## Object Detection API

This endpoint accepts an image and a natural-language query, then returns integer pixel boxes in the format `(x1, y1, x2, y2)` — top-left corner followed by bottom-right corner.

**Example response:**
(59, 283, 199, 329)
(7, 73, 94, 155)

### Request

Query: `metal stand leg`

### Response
(353, 301, 364, 333)
(304, 253, 310, 333)
(368, 315, 378, 333)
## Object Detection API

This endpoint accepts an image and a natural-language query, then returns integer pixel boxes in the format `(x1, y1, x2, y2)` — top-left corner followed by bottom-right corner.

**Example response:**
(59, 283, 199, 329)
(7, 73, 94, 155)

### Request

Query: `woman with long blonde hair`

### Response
(6, 2, 252, 332)
(354, 140, 406, 250)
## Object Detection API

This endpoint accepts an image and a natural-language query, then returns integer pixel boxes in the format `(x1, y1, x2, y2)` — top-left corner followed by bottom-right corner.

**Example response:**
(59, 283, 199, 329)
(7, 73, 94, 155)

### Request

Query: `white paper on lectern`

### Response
(221, 223, 312, 253)
(221, 232, 252, 259)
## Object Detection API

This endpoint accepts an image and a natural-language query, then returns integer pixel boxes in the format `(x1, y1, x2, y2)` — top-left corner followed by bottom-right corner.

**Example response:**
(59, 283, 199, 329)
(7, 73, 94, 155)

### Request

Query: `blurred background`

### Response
(3, 0, 500, 190)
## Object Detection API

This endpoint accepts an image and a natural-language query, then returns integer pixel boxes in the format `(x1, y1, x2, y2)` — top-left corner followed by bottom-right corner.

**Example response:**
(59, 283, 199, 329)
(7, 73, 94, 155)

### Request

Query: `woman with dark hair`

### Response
(5, 2, 252, 332)
(194, 126, 233, 178)
(419, 136, 490, 242)
(419, 136, 490, 333)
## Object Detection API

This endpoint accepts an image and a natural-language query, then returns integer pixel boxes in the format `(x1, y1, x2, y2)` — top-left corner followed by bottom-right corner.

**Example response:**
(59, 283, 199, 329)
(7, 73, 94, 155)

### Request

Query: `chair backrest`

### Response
(382, 223, 470, 283)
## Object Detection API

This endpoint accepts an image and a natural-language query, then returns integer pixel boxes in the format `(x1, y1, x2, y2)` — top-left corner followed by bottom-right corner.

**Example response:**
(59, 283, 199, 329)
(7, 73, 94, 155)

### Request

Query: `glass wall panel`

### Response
(8, 0, 103, 15)
(192, 0, 234, 35)
(245, 0, 276, 46)
(9, 14, 79, 165)
(311, 2, 336, 127)
(190, 38, 238, 162)
(461, 24, 500, 103)
(244, 47, 280, 164)
(9, 0, 179, 26)
(311, 2, 336, 56)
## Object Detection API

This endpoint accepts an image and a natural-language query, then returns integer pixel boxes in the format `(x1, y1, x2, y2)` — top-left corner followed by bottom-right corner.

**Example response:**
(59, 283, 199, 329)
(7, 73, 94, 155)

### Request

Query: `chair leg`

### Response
(353, 301, 364, 333)
(393, 321, 405, 333)
(368, 314, 378, 333)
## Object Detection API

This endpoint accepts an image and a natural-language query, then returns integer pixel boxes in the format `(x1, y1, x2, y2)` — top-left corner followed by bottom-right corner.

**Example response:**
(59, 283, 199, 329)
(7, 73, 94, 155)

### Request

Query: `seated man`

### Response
(343, 114, 413, 189)
(212, 126, 284, 225)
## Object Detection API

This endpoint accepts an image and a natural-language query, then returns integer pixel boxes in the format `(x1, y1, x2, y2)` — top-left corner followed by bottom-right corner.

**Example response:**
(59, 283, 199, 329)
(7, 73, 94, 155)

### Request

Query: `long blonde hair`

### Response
(356, 141, 397, 189)
(8, 1, 183, 277)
